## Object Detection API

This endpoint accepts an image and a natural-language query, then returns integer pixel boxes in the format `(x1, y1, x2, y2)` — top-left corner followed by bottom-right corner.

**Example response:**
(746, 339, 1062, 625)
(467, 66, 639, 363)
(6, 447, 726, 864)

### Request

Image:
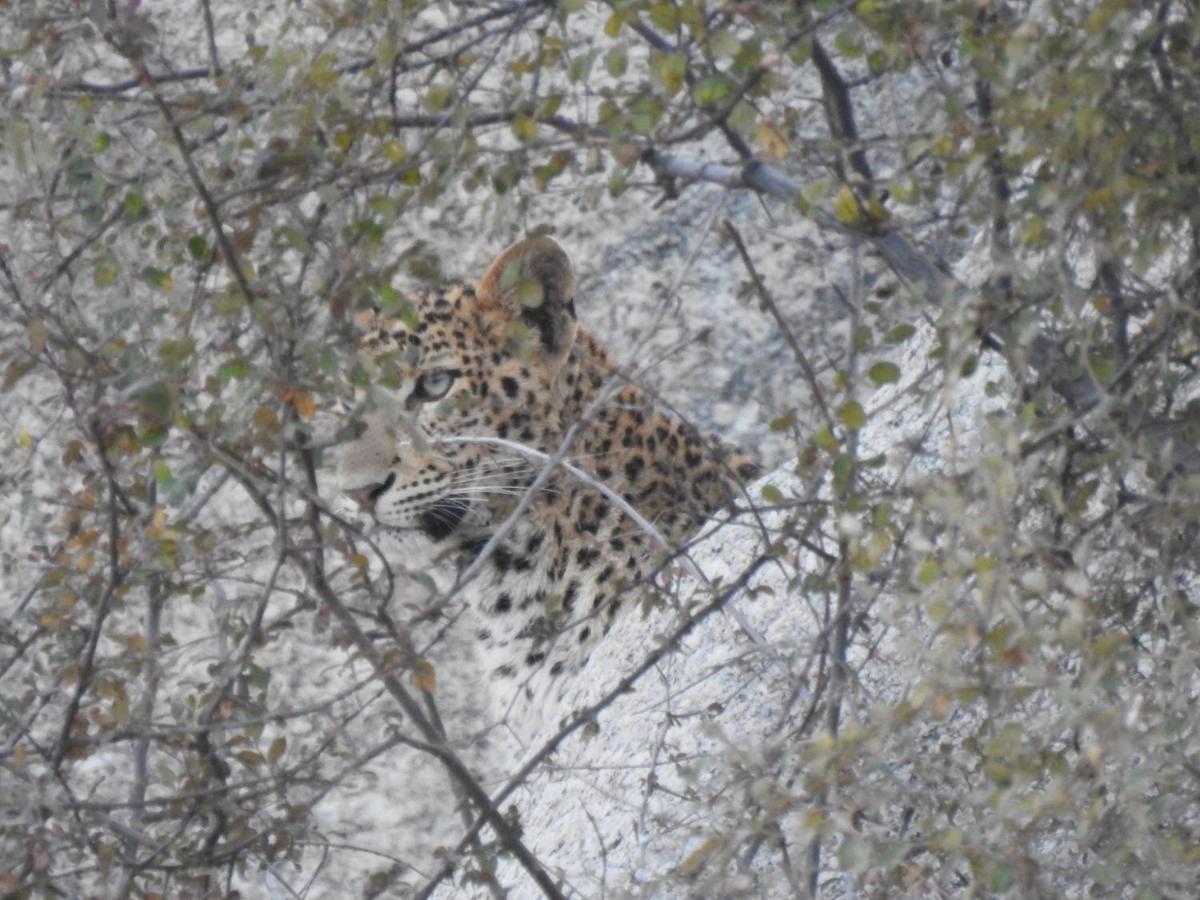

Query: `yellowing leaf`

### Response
(865, 194, 889, 223)
(411, 659, 437, 693)
(308, 56, 339, 88)
(424, 84, 453, 112)
(235, 750, 265, 769)
(253, 405, 280, 431)
(755, 122, 789, 160)
(28, 318, 48, 354)
(649, 2, 680, 31)
(383, 140, 408, 164)
(813, 425, 839, 452)
(834, 186, 863, 225)
(677, 836, 720, 876)
(511, 114, 537, 142)
(604, 46, 627, 77)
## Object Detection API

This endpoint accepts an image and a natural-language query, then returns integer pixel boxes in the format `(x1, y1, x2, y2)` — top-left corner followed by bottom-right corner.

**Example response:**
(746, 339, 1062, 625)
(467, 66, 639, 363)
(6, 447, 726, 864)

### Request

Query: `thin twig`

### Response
(144, 73, 256, 308)
(810, 37, 873, 185)
(199, 0, 221, 76)
(723, 219, 836, 432)
(413, 554, 774, 899)
(290, 551, 567, 900)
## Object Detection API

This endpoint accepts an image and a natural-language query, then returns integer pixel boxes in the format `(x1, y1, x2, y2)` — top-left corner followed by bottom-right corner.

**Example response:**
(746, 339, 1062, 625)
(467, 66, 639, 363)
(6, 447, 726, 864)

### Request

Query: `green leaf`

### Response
(568, 49, 597, 82)
(124, 191, 147, 218)
(140, 267, 173, 292)
(538, 94, 564, 119)
(357, 220, 384, 243)
(158, 337, 195, 368)
(280, 226, 312, 252)
(648, 3, 680, 32)
(235, 750, 265, 770)
(832, 453, 854, 489)
(694, 74, 730, 105)
(267, 736, 287, 763)
(838, 400, 866, 430)
(604, 46, 627, 77)
(813, 425, 839, 452)
(884, 323, 915, 343)
(248, 663, 270, 689)
(368, 196, 399, 221)
(989, 862, 1013, 891)
(769, 412, 794, 432)
(377, 284, 401, 307)
(308, 55, 339, 88)
(424, 84, 453, 112)
(708, 28, 738, 58)
(138, 382, 174, 420)
(217, 358, 251, 382)
(516, 277, 544, 308)
(916, 557, 938, 584)
(187, 235, 208, 261)
(628, 95, 663, 133)
(382, 139, 408, 164)
(651, 52, 687, 96)
(3, 360, 35, 391)
(760, 484, 784, 505)
(868, 361, 900, 385)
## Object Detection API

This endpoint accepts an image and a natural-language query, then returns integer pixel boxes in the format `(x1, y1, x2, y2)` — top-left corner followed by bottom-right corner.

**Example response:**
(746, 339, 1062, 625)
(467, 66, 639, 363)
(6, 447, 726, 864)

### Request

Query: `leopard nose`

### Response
(346, 473, 395, 510)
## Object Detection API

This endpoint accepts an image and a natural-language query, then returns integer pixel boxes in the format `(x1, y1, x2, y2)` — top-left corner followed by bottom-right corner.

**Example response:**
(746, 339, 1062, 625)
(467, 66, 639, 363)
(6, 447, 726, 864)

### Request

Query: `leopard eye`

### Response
(413, 368, 456, 403)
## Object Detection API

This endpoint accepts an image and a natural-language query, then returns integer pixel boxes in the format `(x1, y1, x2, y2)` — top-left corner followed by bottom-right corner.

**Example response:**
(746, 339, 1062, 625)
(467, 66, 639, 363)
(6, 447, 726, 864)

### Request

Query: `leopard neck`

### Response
(548, 325, 746, 546)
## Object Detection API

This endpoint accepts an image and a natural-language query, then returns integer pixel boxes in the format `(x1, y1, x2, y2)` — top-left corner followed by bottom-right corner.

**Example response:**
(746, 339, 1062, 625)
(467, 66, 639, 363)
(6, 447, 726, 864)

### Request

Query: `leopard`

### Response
(336, 237, 760, 724)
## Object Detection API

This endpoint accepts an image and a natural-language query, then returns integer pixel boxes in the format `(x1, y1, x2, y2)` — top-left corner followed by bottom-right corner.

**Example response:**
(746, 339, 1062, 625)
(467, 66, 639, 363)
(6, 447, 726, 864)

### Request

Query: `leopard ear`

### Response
(477, 237, 578, 363)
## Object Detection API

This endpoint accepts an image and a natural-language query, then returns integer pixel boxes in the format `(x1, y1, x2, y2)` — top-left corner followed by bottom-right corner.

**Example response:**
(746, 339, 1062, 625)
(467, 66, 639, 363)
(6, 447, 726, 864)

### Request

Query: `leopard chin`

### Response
(418, 496, 472, 541)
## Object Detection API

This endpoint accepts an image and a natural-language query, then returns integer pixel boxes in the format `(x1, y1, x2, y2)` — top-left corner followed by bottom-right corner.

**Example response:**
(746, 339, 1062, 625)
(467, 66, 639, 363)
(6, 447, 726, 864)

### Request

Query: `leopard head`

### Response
(336, 237, 578, 540)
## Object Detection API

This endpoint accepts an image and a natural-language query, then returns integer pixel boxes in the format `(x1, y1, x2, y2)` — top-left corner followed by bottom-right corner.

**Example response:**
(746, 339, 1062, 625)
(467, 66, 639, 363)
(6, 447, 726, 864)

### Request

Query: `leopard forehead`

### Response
(357, 284, 481, 362)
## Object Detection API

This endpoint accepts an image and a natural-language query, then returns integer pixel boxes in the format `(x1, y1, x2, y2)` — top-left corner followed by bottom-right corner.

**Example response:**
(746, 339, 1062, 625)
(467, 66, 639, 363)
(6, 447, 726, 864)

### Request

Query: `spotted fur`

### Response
(337, 238, 760, 710)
